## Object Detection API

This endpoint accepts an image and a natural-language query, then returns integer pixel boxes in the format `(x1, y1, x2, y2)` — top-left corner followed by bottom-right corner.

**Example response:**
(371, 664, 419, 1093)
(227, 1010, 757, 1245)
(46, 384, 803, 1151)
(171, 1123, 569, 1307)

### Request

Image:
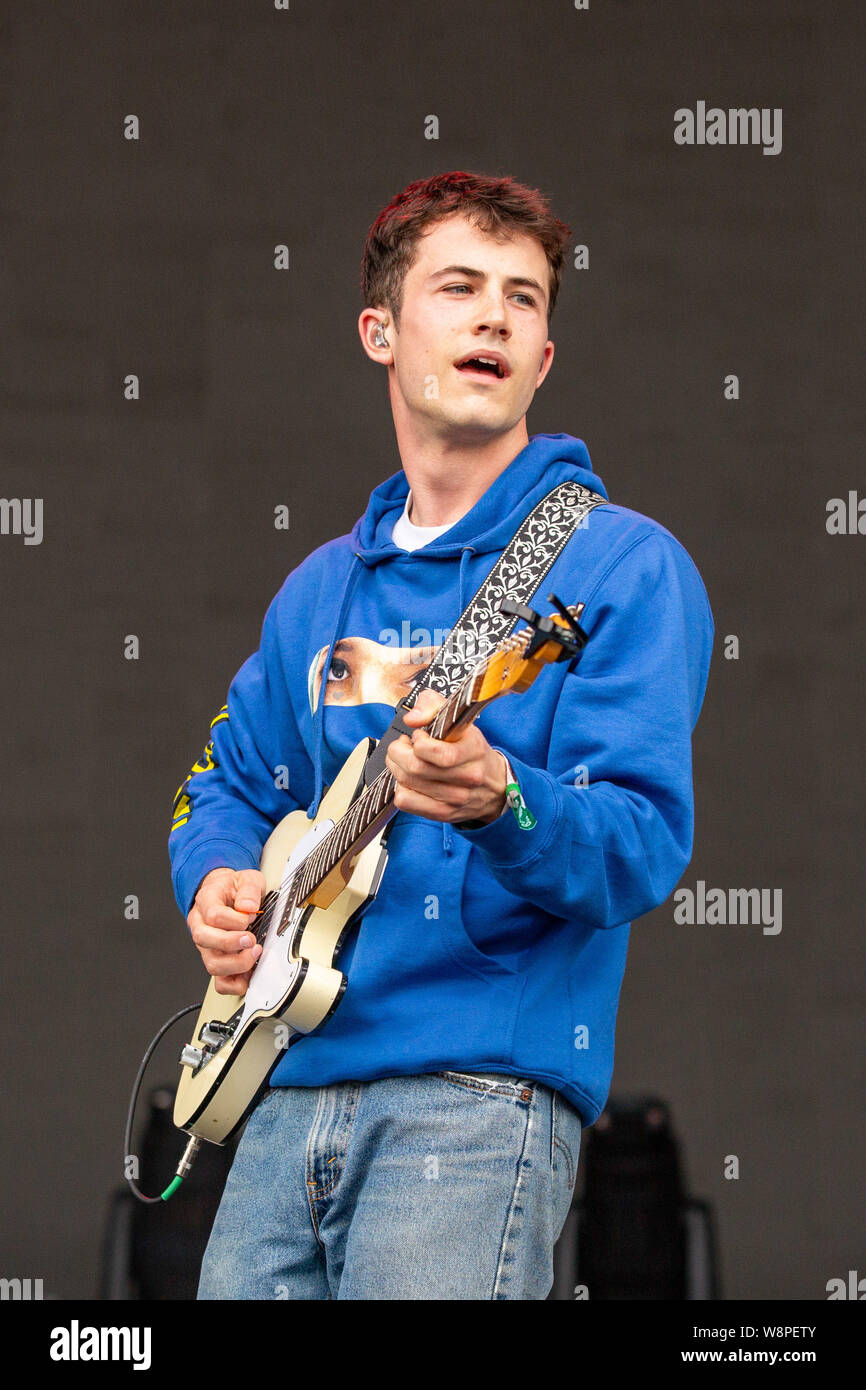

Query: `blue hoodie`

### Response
(169, 433, 714, 1126)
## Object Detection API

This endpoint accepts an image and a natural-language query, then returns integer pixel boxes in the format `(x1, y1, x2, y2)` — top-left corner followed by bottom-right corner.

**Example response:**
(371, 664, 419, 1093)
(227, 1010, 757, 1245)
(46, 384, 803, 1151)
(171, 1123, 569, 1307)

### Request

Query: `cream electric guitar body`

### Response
(174, 597, 589, 1145)
(174, 739, 387, 1143)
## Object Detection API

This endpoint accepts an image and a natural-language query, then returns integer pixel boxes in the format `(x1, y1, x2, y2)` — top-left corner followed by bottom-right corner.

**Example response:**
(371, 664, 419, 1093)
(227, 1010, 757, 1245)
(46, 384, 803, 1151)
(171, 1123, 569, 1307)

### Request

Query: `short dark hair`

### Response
(361, 170, 572, 327)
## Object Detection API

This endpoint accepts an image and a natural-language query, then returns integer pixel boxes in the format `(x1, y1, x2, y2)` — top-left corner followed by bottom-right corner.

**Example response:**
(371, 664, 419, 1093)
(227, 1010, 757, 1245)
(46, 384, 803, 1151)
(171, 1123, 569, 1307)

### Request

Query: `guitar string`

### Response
(290, 679, 470, 912)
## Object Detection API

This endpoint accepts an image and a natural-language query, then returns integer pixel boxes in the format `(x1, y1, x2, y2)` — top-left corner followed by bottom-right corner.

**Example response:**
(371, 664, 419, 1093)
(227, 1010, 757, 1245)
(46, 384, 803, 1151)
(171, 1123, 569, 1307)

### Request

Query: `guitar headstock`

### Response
(472, 599, 588, 702)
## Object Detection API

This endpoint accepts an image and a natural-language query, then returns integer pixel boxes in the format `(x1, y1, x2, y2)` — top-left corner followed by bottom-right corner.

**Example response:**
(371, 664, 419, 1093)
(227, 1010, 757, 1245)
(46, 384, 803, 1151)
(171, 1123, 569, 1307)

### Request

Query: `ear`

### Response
(536, 339, 555, 387)
(358, 307, 392, 365)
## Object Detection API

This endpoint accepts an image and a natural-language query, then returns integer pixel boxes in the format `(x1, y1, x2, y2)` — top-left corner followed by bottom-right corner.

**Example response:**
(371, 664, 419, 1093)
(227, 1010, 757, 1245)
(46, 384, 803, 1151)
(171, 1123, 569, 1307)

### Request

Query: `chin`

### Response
(440, 417, 508, 442)
(434, 400, 513, 434)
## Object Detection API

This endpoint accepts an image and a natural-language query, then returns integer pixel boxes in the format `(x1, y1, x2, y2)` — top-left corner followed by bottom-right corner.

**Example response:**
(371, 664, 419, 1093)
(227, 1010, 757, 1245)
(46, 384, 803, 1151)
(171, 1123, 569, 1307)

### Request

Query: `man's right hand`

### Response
(186, 866, 266, 997)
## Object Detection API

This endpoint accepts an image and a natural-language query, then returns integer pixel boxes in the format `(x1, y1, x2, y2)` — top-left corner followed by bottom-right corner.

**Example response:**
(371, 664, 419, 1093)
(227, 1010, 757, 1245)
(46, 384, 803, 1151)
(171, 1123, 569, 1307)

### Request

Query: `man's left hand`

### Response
(384, 688, 508, 826)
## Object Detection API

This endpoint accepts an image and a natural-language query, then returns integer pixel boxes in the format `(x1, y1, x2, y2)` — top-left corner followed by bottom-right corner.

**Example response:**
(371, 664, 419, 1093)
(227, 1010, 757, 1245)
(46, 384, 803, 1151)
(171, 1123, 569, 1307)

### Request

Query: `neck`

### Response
(392, 409, 530, 527)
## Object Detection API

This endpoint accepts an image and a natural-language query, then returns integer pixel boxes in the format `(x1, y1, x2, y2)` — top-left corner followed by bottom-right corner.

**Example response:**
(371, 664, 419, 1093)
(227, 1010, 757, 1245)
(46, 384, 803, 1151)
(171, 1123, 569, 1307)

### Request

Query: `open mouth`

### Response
(454, 354, 508, 380)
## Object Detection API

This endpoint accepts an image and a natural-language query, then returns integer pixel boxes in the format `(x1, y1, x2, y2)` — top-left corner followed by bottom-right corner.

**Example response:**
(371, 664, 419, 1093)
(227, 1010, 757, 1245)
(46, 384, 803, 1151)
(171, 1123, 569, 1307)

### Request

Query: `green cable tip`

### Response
(160, 1175, 184, 1201)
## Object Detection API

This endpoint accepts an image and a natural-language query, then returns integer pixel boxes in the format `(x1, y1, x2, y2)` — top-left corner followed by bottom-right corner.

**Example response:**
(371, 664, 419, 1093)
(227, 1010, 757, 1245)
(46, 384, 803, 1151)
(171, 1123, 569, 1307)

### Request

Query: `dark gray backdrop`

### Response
(1, 0, 862, 1300)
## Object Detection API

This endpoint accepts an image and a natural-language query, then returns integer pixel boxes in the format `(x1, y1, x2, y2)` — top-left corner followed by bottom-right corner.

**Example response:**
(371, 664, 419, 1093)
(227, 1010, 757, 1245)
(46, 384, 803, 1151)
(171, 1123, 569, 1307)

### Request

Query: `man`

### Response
(169, 170, 714, 1299)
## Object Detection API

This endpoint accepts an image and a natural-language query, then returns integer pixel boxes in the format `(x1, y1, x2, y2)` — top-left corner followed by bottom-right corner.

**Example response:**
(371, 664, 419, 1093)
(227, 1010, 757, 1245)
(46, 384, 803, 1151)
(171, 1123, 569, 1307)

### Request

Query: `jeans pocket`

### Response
(434, 1070, 535, 1102)
(549, 1088, 582, 1192)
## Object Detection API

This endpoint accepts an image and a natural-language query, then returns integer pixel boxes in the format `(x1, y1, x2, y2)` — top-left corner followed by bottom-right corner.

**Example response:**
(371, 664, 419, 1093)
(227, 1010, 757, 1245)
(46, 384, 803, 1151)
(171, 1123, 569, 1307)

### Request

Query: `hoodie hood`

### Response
(351, 433, 608, 563)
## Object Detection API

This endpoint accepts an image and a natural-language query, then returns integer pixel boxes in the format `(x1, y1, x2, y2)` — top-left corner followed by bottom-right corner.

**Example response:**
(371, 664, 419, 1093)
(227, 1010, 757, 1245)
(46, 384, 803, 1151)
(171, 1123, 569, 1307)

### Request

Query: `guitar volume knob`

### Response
(200, 1021, 233, 1046)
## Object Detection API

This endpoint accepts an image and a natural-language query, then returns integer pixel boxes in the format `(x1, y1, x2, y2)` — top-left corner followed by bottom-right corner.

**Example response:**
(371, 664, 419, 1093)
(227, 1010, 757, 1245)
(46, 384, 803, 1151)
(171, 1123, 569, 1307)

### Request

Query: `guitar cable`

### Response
(124, 1003, 204, 1204)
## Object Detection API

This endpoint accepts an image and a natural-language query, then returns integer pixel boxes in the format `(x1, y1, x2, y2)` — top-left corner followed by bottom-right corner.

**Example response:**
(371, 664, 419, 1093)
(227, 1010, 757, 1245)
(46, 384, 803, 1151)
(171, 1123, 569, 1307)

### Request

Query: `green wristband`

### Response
(505, 780, 537, 830)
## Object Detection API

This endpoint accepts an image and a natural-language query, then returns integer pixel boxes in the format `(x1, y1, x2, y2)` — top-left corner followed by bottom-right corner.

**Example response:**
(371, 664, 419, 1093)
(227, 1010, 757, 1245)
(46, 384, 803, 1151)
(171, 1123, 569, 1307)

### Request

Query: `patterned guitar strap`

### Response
(363, 479, 606, 789)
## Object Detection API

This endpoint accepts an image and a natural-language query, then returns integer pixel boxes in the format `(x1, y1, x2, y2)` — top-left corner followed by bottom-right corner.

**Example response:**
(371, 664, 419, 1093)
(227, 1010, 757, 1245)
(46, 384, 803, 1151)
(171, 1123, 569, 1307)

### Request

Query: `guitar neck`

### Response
(291, 663, 503, 911)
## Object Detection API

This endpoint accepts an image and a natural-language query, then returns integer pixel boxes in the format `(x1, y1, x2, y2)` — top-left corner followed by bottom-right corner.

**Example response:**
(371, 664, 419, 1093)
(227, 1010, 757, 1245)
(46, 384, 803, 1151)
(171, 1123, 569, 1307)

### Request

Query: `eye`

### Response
(443, 284, 535, 307)
(327, 657, 349, 682)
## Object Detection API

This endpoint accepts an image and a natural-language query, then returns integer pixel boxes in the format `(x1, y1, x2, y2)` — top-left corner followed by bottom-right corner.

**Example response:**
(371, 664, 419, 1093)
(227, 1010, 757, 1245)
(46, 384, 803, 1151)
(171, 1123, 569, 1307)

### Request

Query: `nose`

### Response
(471, 288, 511, 337)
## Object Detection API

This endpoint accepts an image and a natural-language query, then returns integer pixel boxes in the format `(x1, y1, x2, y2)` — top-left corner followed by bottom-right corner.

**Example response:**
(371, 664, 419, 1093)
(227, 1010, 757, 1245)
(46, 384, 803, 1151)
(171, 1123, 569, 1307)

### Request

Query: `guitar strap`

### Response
(363, 479, 607, 786)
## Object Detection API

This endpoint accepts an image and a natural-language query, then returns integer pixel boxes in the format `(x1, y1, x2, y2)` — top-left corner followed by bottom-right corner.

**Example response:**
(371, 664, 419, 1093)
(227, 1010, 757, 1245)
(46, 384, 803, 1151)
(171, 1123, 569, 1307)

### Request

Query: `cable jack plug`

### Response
(160, 1134, 202, 1202)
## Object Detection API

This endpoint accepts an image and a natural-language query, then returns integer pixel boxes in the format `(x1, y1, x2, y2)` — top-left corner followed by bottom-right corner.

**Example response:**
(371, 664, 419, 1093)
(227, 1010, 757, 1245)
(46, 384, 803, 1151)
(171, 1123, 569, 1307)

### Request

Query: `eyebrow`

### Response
(427, 264, 547, 303)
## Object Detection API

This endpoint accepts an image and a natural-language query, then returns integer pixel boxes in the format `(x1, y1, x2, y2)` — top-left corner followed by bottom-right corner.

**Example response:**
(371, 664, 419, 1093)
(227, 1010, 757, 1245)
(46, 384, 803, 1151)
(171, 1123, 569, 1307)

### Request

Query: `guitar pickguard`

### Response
(234, 818, 335, 1024)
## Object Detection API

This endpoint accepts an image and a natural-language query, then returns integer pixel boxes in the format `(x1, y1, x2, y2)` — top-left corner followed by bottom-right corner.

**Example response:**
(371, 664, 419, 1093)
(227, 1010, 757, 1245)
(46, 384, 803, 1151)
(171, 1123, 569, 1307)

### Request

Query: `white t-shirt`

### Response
(391, 490, 455, 552)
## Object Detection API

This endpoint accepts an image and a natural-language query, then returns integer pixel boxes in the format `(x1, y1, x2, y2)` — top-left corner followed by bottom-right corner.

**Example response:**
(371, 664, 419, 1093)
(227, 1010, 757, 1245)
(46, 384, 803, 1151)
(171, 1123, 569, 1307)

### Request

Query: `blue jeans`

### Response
(197, 1071, 582, 1300)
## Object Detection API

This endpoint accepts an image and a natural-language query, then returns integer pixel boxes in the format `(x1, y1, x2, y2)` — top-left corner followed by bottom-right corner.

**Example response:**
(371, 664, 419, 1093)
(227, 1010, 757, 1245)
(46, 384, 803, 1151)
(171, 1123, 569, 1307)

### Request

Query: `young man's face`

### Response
(371, 212, 555, 443)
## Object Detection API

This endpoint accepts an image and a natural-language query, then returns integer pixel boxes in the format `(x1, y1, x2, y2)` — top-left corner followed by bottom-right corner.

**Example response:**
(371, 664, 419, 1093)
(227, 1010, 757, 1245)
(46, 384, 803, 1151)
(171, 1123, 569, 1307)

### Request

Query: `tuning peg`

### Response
(546, 593, 589, 650)
(499, 595, 589, 664)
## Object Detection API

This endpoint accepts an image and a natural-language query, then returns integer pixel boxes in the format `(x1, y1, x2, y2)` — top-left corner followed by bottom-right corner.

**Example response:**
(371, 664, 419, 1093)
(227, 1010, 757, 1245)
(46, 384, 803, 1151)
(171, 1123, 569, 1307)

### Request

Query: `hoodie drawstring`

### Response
(308, 553, 366, 819)
(458, 543, 473, 614)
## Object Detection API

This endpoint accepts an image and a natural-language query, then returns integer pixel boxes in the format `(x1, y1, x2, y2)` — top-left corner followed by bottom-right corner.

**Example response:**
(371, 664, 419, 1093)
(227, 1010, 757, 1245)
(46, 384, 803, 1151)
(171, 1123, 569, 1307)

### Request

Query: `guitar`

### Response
(173, 598, 588, 1144)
